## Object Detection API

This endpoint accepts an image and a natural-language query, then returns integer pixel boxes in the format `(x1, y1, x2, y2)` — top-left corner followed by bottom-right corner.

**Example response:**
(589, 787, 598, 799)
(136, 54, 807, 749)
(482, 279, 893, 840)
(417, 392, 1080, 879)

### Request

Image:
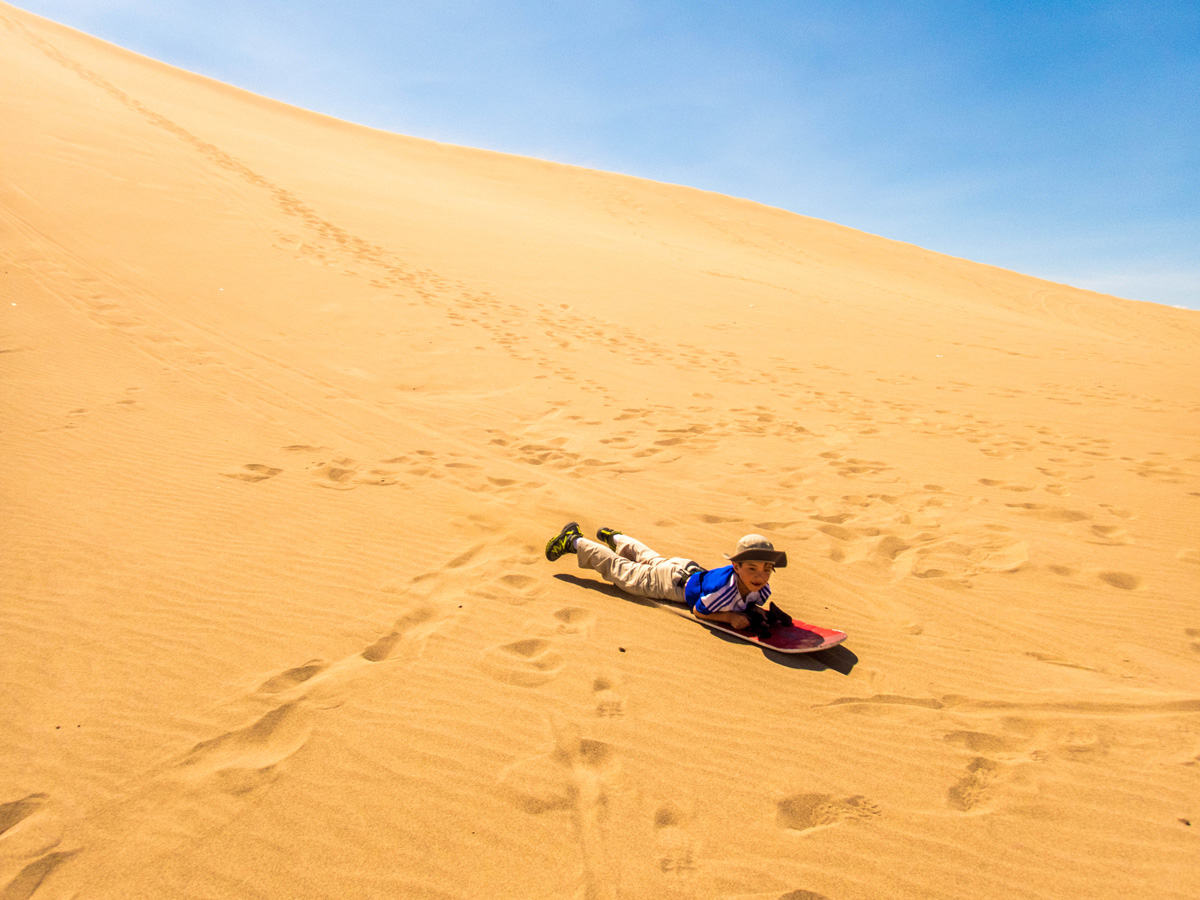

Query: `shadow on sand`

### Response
(553, 573, 661, 607)
(552, 573, 858, 675)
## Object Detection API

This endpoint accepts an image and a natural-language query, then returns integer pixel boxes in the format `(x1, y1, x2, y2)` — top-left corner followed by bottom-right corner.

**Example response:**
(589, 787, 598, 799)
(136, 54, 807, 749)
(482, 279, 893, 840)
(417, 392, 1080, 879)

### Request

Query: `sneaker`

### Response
(595, 527, 621, 551)
(545, 522, 583, 561)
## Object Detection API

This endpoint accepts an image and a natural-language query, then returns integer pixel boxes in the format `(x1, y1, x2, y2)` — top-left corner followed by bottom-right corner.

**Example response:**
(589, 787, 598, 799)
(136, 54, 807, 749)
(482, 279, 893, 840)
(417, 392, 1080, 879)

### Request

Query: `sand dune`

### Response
(2, 4, 1198, 899)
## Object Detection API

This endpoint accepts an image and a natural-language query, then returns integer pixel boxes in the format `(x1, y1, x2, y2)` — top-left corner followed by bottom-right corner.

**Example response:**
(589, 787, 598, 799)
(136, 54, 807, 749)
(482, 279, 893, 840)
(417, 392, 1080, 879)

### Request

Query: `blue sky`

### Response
(17, 1, 1200, 309)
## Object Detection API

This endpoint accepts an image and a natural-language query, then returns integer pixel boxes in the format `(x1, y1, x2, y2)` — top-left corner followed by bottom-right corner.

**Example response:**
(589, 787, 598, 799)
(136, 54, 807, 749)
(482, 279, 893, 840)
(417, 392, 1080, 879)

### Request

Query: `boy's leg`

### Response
(613, 537, 697, 601)
(613, 534, 665, 565)
(576, 538, 675, 600)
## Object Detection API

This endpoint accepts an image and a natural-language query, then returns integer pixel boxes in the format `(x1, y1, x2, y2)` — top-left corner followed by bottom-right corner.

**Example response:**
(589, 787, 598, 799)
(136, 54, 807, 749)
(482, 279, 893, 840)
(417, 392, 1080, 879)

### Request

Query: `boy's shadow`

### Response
(553, 573, 858, 675)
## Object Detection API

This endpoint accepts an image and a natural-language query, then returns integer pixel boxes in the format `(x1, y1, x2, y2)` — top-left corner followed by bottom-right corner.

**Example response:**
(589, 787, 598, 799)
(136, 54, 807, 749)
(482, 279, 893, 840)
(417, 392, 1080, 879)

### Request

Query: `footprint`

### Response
(477, 572, 544, 605)
(497, 748, 573, 815)
(817, 523, 859, 543)
(0, 793, 63, 860)
(524, 606, 597, 638)
(776, 793, 881, 834)
(360, 604, 445, 662)
(312, 460, 359, 488)
(1135, 463, 1187, 483)
(900, 531, 1028, 585)
(1187, 628, 1200, 656)
(1056, 724, 1114, 758)
(444, 542, 486, 570)
(1097, 571, 1142, 591)
(175, 702, 312, 794)
(834, 458, 890, 478)
(593, 673, 626, 718)
(256, 660, 329, 694)
(478, 638, 563, 687)
(653, 803, 697, 882)
(247, 597, 459, 710)
(0, 794, 48, 840)
(498, 720, 621, 899)
(1005, 503, 1090, 522)
(1089, 525, 1130, 545)
(553, 606, 596, 635)
(944, 730, 1023, 755)
(308, 457, 399, 489)
(947, 757, 1003, 812)
(222, 463, 282, 482)
(0, 850, 80, 900)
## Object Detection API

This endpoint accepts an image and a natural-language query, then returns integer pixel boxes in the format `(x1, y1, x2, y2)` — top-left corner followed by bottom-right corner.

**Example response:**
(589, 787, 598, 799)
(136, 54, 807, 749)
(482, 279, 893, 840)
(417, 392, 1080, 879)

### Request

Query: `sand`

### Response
(2, 5, 1198, 899)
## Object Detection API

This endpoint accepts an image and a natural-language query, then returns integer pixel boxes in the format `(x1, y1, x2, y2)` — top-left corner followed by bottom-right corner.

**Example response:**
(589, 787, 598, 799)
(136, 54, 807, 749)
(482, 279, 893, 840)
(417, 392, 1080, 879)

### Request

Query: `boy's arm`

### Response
(693, 606, 750, 630)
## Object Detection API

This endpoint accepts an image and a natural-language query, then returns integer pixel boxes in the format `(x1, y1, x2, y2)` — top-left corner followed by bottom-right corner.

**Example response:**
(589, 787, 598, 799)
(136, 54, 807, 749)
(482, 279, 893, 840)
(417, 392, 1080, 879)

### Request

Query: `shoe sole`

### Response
(596, 528, 619, 551)
(546, 522, 581, 561)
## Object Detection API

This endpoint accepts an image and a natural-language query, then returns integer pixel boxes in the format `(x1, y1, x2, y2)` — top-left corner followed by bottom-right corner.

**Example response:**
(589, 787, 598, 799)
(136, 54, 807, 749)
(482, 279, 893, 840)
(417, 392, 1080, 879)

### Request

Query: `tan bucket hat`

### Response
(724, 534, 787, 567)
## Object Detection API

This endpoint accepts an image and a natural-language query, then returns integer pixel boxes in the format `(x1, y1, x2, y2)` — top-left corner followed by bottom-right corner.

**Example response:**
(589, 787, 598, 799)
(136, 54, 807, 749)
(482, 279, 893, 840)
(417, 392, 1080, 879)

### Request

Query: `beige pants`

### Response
(575, 534, 696, 602)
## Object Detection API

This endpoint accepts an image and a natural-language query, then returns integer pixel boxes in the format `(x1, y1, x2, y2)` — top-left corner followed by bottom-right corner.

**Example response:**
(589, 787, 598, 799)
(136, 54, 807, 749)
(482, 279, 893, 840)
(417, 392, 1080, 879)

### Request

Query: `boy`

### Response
(544, 523, 787, 631)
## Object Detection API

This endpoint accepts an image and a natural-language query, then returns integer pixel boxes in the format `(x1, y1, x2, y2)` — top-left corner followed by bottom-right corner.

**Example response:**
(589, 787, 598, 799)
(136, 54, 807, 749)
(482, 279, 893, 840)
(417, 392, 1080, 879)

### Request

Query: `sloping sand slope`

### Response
(2, 5, 1198, 899)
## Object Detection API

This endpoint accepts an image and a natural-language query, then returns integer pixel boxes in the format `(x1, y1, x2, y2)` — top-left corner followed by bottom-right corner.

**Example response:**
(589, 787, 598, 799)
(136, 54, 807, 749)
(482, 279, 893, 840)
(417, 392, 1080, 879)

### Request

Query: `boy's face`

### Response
(732, 559, 775, 593)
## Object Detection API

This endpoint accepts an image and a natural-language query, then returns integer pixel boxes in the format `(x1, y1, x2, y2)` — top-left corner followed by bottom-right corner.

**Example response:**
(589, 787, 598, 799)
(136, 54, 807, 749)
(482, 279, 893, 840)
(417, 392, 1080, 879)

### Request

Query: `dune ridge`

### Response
(2, 4, 1198, 899)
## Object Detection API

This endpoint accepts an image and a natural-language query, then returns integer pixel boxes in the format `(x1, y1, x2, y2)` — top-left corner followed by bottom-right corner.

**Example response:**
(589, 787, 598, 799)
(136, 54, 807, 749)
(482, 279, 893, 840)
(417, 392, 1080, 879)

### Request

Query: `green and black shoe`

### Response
(596, 527, 622, 551)
(545, 522, 583, 561)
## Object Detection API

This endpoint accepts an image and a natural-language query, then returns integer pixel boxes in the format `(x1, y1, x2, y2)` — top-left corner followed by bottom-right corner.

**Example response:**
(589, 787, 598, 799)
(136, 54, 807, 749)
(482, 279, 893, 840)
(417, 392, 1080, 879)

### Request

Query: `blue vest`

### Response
(683, 566, 733, 611)
(682, 565, 772, 614)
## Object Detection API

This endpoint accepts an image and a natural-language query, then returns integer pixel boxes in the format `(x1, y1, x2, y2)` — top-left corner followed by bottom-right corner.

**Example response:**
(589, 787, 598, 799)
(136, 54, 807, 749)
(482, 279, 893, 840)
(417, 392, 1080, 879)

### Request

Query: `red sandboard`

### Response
(696, 616, 847, 653)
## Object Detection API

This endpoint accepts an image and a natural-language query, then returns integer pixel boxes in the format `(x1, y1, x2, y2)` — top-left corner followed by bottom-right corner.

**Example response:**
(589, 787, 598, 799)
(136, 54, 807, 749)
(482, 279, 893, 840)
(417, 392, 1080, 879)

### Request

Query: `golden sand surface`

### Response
(2, 4, 1198, 898)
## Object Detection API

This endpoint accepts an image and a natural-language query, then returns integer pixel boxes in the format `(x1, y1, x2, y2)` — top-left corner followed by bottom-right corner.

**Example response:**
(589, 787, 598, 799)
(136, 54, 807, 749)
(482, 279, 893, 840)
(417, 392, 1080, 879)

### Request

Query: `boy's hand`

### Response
(693, 608, 752, 630)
